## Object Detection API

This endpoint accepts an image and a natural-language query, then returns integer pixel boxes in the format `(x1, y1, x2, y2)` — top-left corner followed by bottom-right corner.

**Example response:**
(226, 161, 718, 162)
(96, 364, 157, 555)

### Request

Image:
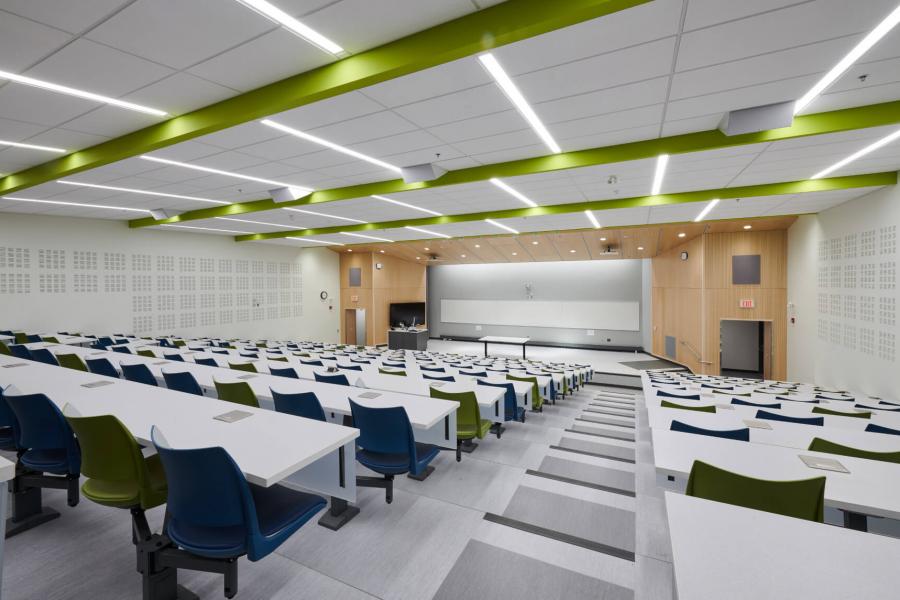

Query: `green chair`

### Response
(57, 353, 88, 372)
(430, 388, 491, 461)
(214, 380, 259, 408)
(808, 438, 900, 464)
(293, 352, 311, 357)
(229, 362, 257, 373)
(507, 374, 543, 411)
(811, 407, 871, 419)
(42, 336, 60, 344)
(686, 460, 825, 522)
(173, 340, 187, 348)
(661, 400, 716, 413)
(14, 333, 28, 344)
(548, 371, 569, 396)
(0, 340, 10, 356)
(378, 368, 406, 376)
(136, 349, 156, 358)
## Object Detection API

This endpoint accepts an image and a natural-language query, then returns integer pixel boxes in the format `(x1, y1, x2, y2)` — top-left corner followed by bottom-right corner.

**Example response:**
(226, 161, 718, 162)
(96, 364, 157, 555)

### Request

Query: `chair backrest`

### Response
(112, 346, 132, 354)
(65, 411, 158, 507)
(378, 368, 406, 376)
(229, 362, 257, 373)
(670, 420, 750, 441)
(57, 353, 88, 372)
(0, 387, 22, 448)
(269, 366, 299, 379)
(86, 357, 119, 378)
(478, 380, 516, 413)
(121, 363, 158, 386)
(272, 390, 325, 421)
(163, 371, 204, 396)
(194, 357, 219, 367)
(25, 334, 42, 343)
(686, 460, 825, 522)
(0, 340, 10, 356)
(866, 423, 900, 436)
(657, 390, 701, 400)
(164, 353, 185, 362)
(8, 344, 31, 360)
(460, 370, 487, 377)
(429, 387, 480, 427)
(808, 437, 900, 464)
(5, 392, 80, 474)
(173, 340, 187, 348)
(268, 356, 289, 363)
(340, 364, 362, 371)
(811, 406, 871, 419)
(506, 374, 540, 408)
(314, 372, 349, 386)
(732, 398, 781, 409)
(300, 359, 324, 366)
(30, 348, 59, 366)
(423, 373, 455, 381)
(214, 381, 259, 408)
(756, 410, 823, 426)
(151, 427, 258, 559)
(42, 336, 60, 344)
(661, 400, 716, 413)
(349, 400, 415, 459)
(135, 349, 155, 358)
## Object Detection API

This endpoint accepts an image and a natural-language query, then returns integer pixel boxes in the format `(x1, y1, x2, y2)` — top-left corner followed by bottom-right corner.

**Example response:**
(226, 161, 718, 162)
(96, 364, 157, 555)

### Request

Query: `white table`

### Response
(666, 492, 900, 600)
(0, 455, 14, 598)
(478, 336, 530, 359)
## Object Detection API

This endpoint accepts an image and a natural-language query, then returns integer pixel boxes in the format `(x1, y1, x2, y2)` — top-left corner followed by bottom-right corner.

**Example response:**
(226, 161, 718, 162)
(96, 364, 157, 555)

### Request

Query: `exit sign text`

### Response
(739, 298, 755, 308)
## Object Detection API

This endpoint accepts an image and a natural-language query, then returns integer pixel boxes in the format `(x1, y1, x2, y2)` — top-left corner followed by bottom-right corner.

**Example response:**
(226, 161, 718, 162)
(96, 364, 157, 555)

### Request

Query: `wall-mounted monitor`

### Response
(390, 302, 425, 328)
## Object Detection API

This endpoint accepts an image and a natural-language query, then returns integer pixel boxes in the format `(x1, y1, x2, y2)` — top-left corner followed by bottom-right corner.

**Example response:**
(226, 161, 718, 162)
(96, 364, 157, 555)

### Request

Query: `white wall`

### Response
(0, 213, 340, 342)
(787, 184, 899, 396)
(720, 320, 759, 372)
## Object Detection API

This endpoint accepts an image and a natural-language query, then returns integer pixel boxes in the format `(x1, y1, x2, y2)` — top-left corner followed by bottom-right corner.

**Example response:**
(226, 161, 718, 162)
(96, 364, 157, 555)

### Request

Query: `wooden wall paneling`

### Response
(519, 233, 562, 261)
(583, 230, 622, 260)
(548, 232, 590, 260)
(488, 237, 530, 262)
(703, 230, 787, 290)
(458, 237, 508, 263)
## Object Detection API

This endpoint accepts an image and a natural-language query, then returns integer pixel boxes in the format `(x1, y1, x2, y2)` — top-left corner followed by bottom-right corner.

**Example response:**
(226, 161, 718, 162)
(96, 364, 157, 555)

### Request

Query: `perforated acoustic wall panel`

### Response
(0, 214, 339, 341)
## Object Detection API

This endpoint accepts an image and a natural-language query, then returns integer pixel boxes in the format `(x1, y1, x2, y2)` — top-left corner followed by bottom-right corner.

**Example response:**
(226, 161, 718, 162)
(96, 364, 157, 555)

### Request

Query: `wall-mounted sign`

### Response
(739, 298, 755, 308)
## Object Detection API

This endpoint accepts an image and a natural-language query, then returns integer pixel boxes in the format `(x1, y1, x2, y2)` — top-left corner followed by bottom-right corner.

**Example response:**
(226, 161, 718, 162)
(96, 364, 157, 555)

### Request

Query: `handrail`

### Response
(680, 340, 712, 365)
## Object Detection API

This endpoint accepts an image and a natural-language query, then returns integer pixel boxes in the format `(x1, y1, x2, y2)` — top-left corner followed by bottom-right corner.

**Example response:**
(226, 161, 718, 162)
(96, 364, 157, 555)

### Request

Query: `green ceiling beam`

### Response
(130, 99, 900, 228)
(0, 0, 649, 197)
(233, 171, 895, 241)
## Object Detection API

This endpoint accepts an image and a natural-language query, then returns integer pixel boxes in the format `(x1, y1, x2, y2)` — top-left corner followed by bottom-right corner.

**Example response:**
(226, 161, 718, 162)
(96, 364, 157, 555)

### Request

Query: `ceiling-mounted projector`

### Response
(400, 163, 447, 184)
(150, 208, 180, 220)
(268, 186, 311, 203)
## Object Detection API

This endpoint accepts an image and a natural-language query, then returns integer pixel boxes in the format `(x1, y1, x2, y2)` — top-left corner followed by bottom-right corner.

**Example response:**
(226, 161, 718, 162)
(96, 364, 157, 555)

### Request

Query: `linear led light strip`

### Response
(479, 53, 561, 154)
(651, 154, 669, 196)
(373, 195, 442, 216)
(58, 180, 228, 205)
(0, 69, 167, 116)
(405, 226, 451, 239)
(141, 155, 313, 192)
(233, 0, 345, 55)
(262, 120, 401, 174)
(584, 210, 601, 229)
(484, 218, 519, 234)
(490, 178, 537, 207)
(216, 217, 300, 228)
(694, 198, 720, 222)
(810, 127, 900, 179)
(794, 4, 900, 114)
(1, 196, 151, 213)
(162, 224, 253, 234)
(0, 139, 65, 153)
(287, 237, 344, 246)
(341, 232, 393, 242)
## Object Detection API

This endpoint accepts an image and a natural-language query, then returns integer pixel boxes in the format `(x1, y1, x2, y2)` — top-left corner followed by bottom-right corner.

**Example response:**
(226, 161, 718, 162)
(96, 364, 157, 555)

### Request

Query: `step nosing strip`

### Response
(564, 427, 635, 442)
(584, 408, 636, 418)
(576, 417, 635, 429)
(482, 512, 636, 562)
(524, 469, 636, 497)
(548, 445, 636, 463)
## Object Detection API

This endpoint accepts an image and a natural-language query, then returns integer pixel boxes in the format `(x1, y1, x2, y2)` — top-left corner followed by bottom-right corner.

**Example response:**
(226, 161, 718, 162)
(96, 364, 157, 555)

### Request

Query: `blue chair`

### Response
(756, 410, 824, 426)
(4, 392, 81, 534)
(194, 357, 219, 367)
(856, 403, 900, 412)
(211, 349, 229, 355)
(239, 353, 259, 360)
(94, 336, 115, 349)
(732, 398, 782, 409)
(658, 390, 701, 400)
(777, 396, 819, 404)
(340, 364, 362, 371)
(150, 427, 326, 597)
(112, 345, 132, 354)
(163, 371, 204, 396)
(420, 366, 445, 372)
(0, 386, 21, 452)
(866, 423, 900, 436)
(460, 370, 488, 377)
(300, 359, 324, 367)
(349, 400, 439, 502)
(163, 353, 185, 362)
(29, 348, 59, 366)
(25, 334, 42, 343)
(8, 344, 30, 360)
(86, 357, 119, 378)
(314, 372, 349, 386)
(671, 420, 750, 441)
(121, 363, 158, 387)
(272, 390, 326, 422)
(423, 373, 455, 381)
(269, 366, 299, 379)
(479, 380, 525, 424)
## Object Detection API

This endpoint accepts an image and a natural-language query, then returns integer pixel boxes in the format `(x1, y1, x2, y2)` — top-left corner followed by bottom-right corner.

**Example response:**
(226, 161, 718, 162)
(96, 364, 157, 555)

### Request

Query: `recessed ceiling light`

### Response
(511, 252, 518, 256)
(0, 69, 168, 116)
(2, 196, 151, 213)
(478, 53, 561, 154)
(474, 244, 481, 248)
(141, 155, 312, 191)
(490, 178, 538, 207)
(373, 195, 442, 216)
(162, 224, 253, 234)
(584, 209, 601, 229)
(424, 247, 430, 251)
(283, 207, 366, 223)
(217, 217, 299, 228)
(677, 232, 686, 238)
(58, 180, 228, 205)
(379, 249, 385, 253)
(286, 237, 343, 246)
(416, 256, 421, 259)
(341, 232, 393, 242)
(262, 119, 401, 174)
(484, 218, 519, 234)
(743, 225, 752, 230)
(794, 4, 900, 114)
(233, 0, 345, 55)
(405, 225, 451, 239)
(569, 249, 576, 253)
(694, 198, 720, 222)
(810, 127, 900, 179)
(651, 154, 669, 196)
(637, 246, 644, 251)
(0, 139, 65, 153)
(461, 254, 467, 258)
(347, 249, 352, 252)
(532, 241, 539, 245)
(600, 237, 607, 241)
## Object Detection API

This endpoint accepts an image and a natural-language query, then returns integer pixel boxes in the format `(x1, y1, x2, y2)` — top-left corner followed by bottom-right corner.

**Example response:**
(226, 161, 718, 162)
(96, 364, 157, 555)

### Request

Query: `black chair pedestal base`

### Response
(460, 439, 478, 453)
(491, 424, 505, 439)
(317, 496, 360, 531)
(407, 465, 435, 481)
(5, 472, 78, 538)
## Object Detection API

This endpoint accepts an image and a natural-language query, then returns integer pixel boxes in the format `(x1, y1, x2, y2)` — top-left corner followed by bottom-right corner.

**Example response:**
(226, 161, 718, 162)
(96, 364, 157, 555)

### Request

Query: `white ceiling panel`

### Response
(683, 0, 804, 31)
(121, 73, 237, 116)
(393, 84, 512, 129)
(1, 0, 132, 34)
(58, 106, 162, 138)
(361, 56, 491, 108)
(0, 83, 99, 126)
(0, 10, 73, 72)
(537, 77, 670, 124)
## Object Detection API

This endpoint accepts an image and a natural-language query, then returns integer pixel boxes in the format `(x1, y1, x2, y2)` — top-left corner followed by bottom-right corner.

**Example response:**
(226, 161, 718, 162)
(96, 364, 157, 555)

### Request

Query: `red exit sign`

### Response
(739, 298, 755, 308)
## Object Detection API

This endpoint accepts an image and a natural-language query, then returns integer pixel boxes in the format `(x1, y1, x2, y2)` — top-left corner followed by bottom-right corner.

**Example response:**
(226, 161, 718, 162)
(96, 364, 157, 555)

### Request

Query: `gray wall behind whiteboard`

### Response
(427, 260, 648, 348)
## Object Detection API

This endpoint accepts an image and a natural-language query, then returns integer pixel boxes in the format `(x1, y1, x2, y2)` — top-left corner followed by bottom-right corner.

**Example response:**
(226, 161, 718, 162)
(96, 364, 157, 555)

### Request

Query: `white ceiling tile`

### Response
(195, 122, 281, 150)
(23, 128, 110, 152)
(271, 91, 385, 130)
(551, 105, 664, 141)
(538, 77, 670, 124)
(393, 84, 511, 128)
(684, 0, 811, 31)
(0, 117, 50, 143)
(0, 83, 97, 126)
(665, 73, 818, 121)
(1, 0, 130, 34)
(804, 79, 900, 115)
(56, 106, 162, 138)
(660, 113, 722, 137)
(308, 110, 418, 146)
(122, 72, 237, 116)
(0, 10, 72, 72)
(361, 56, 490, 107)
(558, 124, 661, 154)
(427, 110, 525, 144)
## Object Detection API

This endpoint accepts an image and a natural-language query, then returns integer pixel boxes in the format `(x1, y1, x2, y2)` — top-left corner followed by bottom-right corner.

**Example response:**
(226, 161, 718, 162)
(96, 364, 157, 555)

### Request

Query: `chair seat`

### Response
(168, 520, 246, 559)
(458, 419, 492, 440)
(356, 444, 433, 475)
(250, 483, 327, 541)
(81, 453, 168, 509)
(412, 444, 440, 474)
(20, 448, 73, 474)
(0, 427, 15, 451)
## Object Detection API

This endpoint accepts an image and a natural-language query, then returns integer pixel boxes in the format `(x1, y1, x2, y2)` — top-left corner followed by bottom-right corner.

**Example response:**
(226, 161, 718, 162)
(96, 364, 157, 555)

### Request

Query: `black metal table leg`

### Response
(317, 496, 359, 531)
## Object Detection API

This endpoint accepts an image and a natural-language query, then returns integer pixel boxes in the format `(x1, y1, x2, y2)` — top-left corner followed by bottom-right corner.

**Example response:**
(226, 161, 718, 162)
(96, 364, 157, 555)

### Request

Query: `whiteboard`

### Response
(440, 299, 640, 331)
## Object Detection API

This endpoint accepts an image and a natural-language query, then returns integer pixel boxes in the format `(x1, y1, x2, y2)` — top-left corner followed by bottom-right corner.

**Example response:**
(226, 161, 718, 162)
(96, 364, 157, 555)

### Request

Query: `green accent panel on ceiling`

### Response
(0, 0, 649, 196)
(128, 99, 900, 228)
(233, 171, 895, 241)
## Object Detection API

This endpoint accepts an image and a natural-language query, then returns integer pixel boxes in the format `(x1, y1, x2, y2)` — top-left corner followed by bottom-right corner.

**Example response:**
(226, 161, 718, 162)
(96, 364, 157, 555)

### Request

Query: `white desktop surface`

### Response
(478, 336, 530, 344)
(666, 492, 900, 600)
